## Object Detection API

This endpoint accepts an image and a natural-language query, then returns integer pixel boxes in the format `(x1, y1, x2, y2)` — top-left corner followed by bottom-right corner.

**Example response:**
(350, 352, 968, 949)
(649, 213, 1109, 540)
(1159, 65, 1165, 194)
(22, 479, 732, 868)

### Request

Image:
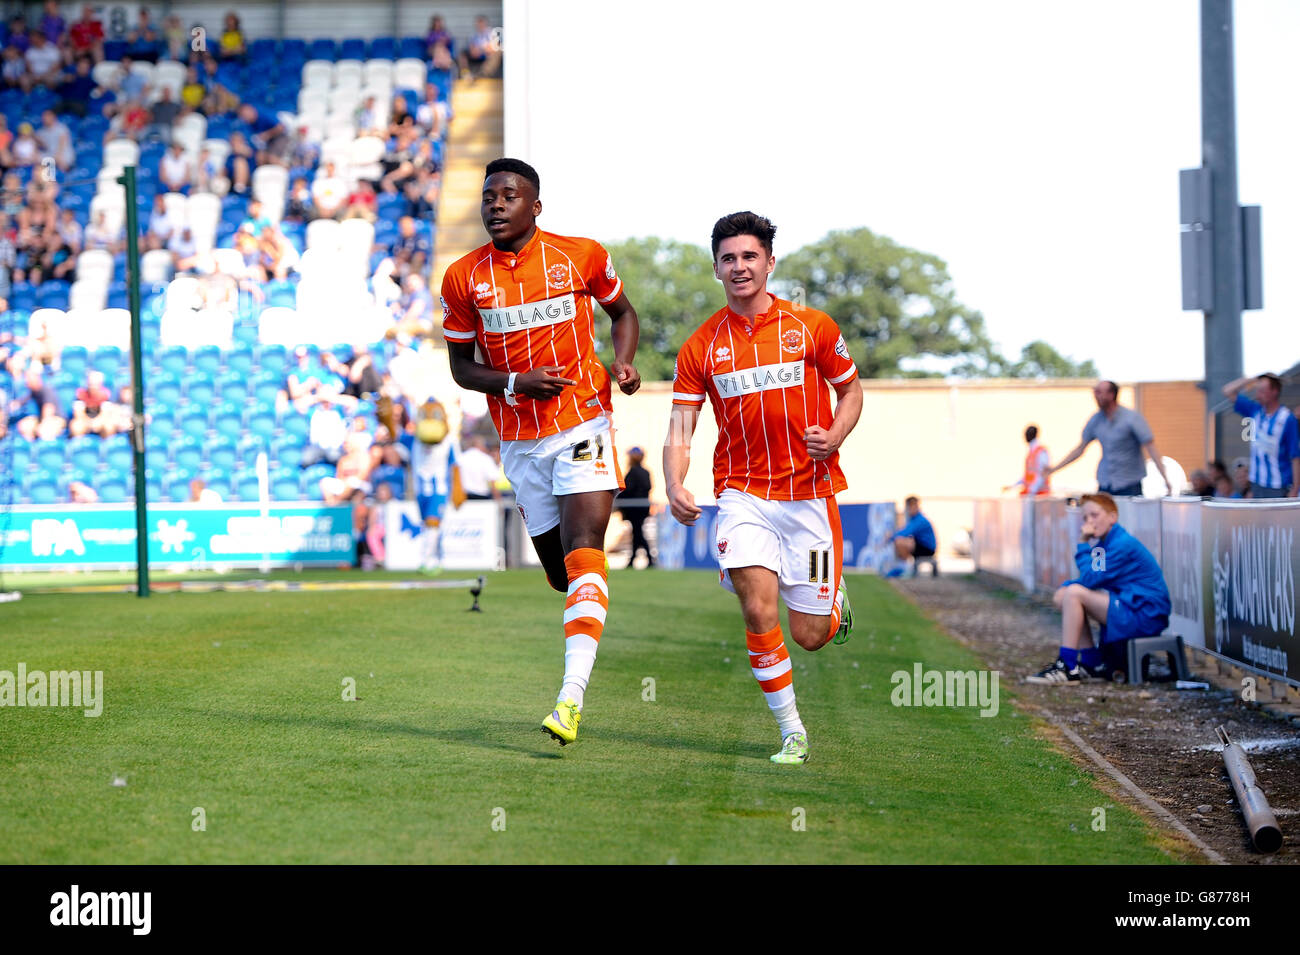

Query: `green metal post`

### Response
(116, 164, 149, 597)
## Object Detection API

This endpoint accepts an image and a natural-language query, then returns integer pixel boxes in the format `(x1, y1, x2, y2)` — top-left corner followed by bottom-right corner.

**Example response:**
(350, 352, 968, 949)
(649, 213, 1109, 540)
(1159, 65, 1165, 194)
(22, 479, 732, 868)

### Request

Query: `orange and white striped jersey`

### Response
(673, 297, 858, 501)
(441, 227, 624, 442)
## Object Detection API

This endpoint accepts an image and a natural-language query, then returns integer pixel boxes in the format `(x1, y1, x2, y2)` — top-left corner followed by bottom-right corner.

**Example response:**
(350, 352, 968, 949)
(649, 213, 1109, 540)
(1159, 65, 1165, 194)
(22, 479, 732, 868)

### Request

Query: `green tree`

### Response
(774, 227, 1007, 379)
(596, 237, 723, 381)
(1007, 340, 1098, 379)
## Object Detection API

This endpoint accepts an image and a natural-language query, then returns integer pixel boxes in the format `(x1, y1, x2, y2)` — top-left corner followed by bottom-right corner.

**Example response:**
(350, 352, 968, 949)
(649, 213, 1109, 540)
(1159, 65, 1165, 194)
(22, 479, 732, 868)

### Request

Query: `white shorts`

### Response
(714, 489, 843, 616)
(500, 415, 622, 537)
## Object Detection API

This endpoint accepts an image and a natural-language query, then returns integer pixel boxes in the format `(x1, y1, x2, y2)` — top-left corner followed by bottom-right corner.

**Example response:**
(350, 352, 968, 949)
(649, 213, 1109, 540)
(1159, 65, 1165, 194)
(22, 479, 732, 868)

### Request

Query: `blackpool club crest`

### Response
(781, 329, 804, 355)
(546, 264, 570, 290)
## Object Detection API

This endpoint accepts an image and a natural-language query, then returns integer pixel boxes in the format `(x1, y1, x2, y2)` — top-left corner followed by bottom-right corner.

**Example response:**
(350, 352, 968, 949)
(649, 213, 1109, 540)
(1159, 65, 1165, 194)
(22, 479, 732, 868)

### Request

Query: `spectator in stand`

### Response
(148, 85, 181, 141)
(342, 180, 377, 222)
(234, 229, 264, 282)
(368, 426, 409, 496)
(7, 16, 29, 54)
(282, 345, 324, 410)
(1, 48, 26, 91)
(236, 102, 287, 166)
(159, 141, 192, 193)
(125, 6, 160, 61)
(455, 434, 500, 501)
(388, 94, 415, 136)
(389, 216, 431, 262)
(402, 165, 440, 219)
(166, 225, 200, 271)
(321, 432, 374, 505)
(284, 176, 315, 223)
(68, 480, 99, 503)
(312, 160, 348, 219)
(40, 1, 66, 46)
(83, 209, 123, 255)
(12, 367, 52, 440)
(302, 396, 347, 468)
(0, 175, 22, 216)
(32, 399, 67, 440)
(218, 12, 246, 62)
(416, 82, 448, 137)
(393, 272, 434, 337)
(461, 16, 502, 79)
(0, 217, 16, 296)
(1214, 474, 1237, 499)
(1185, 469, 1214, 498)
(36, 109, 74, 172)
(106, 97, 151, 141)
(117, 54, 148, 100)
(1048, 380, 1173, 497)
(181, 64, 205, 109)
(68, 6, 105, 63)
(189, 477, 223, 504)
(289, 125, 320, 171)
(887, 496, 937, 577)
(145, 193, 176, 250)
(381, 131, 435, 195)
(1222, 372, 1299, 498)
(162, 15, 187, 61)
(257, 224, 298, 281)
(69, 370, 117, 437)
(10, 122, 38, 167)
(225, 130, 254, 194)
(618, 446, 653, 567)
(23, 32, 63, 90)
(326, 344, 381, 401)
(1003, 424, 1051, 496)
(1231, 458, 1253, 499)
(54, 56, 97, 117)
(426, 15, 453, 57)
(194, 146, 218, 192)
(239, 198, 272, 236)
(356, 95, 384, 136)
(1029, 492, 1171, 685)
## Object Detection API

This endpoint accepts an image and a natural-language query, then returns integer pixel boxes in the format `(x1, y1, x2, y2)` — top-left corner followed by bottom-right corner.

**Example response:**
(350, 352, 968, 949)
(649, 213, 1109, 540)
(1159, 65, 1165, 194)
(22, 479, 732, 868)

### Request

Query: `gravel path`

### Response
(893, 574, 1299, 865)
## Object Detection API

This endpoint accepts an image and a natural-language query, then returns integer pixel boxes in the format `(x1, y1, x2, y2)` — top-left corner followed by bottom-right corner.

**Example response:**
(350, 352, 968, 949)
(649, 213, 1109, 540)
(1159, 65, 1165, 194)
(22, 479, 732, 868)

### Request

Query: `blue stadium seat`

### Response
(251, 371, 283, 406)
(104, 434, 133, 472)
(249, 37, 276, 60)
(174, 436, 203, 472)
(271, 467, 301, 501)
(159, 345, 188, 376)
(9, 283, 36, 311)
(57, 467, 94, 498)
(91, 345, 123, 377)
(164, 474, 194, 503)
(213, 403, 243, 442)
(340, 37, 366, 59)
(232, 469, 263, 502)
(104, 39, 127, 60)
(399, 36, 425, 58)
(27, 479, 57, 505)
(96, 478, 128, 503)
(226, 345, 254, 378)
(237, 434, 269, 468)
(308, 38, 337, 61)
(246, 405, 278, 441)
(10, 439, 32, 473)
(201, 466, 233, 498)
(36, 282, 69, 309)
(147, 408, 177, 441)
(217, 371, 250, 404)
(270, 435, 303, 469)
(369, 37, 396, 59)
(191, 344, 222, 377)
(281, 412, 309, 443)
(257, 344, 288, 378)
(35, 438, 67, 472)
(60, 344, 89, 378)
(67, 436, 102, 472)
(185, 374, 216, 408)
(179, 410, 208, 442)
(208, 439, 238, 472)
(231, 322, 260, 348)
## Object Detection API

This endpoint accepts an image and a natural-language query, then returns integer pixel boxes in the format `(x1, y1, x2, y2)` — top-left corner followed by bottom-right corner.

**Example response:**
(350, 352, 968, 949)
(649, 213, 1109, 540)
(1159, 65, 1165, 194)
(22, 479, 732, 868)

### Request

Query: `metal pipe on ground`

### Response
(1215, 726, 1283, 853)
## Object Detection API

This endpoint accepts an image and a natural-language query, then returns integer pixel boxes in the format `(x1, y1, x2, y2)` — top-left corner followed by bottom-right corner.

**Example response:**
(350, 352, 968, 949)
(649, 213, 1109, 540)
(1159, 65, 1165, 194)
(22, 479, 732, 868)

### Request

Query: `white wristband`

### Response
(504, 371, 519, 406)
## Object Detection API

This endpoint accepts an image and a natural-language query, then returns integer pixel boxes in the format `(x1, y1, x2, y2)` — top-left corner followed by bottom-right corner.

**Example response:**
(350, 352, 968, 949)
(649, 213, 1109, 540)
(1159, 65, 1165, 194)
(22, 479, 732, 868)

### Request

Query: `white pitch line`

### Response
(1041, 708, 1228, 865)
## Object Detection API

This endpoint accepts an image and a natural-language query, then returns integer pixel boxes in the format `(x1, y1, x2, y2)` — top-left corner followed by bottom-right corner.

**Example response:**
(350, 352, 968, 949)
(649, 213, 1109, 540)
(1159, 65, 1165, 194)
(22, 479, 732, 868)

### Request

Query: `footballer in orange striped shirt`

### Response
(441, 158, 642, 746)
(663, 211, 863, 765)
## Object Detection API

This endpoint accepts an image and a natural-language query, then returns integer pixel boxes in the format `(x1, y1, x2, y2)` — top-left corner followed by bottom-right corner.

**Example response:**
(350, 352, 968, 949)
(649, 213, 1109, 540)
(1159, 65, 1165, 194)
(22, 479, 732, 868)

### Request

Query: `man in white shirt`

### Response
(457, 435, 501, 500)
(303, 398, 347, 466)
(23, 33, 62, 90)
(159, 142, 191, 194)
(311, 161, 347, 219)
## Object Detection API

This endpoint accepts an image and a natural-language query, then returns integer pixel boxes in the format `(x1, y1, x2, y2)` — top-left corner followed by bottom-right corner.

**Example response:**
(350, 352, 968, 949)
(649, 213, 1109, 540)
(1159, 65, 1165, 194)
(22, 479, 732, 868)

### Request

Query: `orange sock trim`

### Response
(747, 625, 792, 692)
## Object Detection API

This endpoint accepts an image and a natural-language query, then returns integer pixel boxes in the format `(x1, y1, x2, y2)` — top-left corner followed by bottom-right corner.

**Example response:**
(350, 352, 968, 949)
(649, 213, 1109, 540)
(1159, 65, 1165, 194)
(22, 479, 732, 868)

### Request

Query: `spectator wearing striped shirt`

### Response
(1222, 372, 1299, 498)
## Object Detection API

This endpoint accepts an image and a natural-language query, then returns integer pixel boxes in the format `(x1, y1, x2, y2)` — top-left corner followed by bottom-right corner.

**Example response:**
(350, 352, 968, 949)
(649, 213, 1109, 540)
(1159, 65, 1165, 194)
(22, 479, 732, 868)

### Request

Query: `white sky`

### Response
(504, 0, 1300, 382)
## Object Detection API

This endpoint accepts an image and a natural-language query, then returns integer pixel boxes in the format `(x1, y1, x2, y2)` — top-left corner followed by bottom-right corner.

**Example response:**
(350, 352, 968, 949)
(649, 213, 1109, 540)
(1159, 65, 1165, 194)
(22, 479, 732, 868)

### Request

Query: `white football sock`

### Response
(558, 634, 599, 709)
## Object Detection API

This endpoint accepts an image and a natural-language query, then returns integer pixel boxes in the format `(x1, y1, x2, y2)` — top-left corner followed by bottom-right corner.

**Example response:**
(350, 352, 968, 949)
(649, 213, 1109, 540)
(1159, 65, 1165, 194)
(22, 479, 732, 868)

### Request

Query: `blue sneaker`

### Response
(885, 567, 905, 579)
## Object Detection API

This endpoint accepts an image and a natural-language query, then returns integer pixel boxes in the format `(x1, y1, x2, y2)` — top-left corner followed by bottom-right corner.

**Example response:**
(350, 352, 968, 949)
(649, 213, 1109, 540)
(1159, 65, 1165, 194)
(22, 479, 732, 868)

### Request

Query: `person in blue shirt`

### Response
(886, 495, 936, 577)
(1028, 492, 1171, 685)
(1222, 372, 1299, 499)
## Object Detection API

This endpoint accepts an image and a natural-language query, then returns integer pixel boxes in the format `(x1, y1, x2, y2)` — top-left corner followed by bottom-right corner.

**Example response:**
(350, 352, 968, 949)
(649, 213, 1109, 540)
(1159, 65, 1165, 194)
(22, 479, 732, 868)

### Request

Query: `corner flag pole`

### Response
(116, 164, 149, 598)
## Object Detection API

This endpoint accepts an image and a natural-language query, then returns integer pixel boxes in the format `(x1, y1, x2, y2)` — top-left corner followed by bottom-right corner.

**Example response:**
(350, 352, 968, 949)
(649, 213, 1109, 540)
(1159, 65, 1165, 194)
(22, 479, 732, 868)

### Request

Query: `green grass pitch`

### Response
(0, 569, 1184, 864)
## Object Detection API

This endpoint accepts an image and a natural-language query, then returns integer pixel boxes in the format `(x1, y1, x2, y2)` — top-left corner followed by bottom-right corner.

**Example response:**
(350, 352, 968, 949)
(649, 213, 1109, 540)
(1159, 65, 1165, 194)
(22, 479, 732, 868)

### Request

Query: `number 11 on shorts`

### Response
(808, 549, 830, 583)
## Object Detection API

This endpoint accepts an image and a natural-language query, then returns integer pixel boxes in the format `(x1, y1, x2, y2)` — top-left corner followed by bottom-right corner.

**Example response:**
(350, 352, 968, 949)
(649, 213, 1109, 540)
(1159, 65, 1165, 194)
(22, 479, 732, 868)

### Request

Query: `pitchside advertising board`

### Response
(655, 502, 899, 573)
(382, 500, 503, 570)
(0, 503, 354, 569)
(974, 496, 1300, 687)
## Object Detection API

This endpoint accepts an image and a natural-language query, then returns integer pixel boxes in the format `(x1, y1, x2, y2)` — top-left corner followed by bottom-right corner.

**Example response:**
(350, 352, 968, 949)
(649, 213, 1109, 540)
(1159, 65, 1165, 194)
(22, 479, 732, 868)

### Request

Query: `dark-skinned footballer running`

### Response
(440, 158, 641, 746)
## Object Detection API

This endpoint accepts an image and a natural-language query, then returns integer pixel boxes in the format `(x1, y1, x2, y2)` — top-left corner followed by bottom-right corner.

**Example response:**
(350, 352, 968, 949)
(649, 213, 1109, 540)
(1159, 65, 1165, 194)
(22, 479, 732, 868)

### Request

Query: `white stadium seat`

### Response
(69, 279, 108, 312)
(393, 58, 425, 91)
(140, 249, 174, 287)
(165, 276, 202, 312)
(305, 218, 340, 251)
(103, 138, 140, 173)
(92, 60, 122, 89)
(302, 60, 334, 88)
(364, 59, 394, 85)
(76, 249, 115, 284)
(161, 308, 233, 348)
(334, 60, 364, 88)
